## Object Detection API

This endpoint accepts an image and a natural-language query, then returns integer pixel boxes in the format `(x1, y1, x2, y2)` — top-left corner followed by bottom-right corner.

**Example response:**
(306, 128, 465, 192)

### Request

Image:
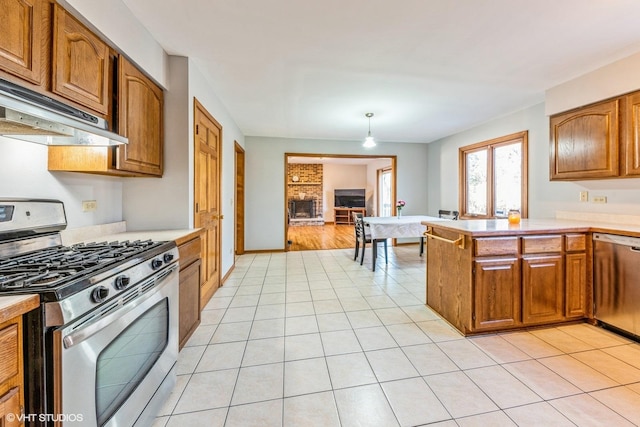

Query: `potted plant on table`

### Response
(396, 200, 406, 218)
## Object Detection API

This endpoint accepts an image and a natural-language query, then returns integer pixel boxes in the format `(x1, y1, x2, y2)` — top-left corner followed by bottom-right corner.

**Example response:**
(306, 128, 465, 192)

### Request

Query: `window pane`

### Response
(96, 299, 168, 426)
(494, 143, 521, 215)
(466, 149, 487, 215)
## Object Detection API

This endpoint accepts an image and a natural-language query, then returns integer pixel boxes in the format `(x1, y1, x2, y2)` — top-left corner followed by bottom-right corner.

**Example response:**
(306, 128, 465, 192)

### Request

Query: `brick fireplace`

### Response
(287, 163, 324, 226)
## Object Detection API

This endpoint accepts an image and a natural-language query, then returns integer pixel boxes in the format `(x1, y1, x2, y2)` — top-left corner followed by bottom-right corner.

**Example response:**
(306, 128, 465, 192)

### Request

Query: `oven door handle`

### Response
(62, 265, 178, 349)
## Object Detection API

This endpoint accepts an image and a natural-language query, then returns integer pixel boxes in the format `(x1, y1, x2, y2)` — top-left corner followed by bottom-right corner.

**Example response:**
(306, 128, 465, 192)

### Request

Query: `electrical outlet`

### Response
(592, 196, 607, 204)
(82, 200, 97, 212)
(579, 191, 588, 202)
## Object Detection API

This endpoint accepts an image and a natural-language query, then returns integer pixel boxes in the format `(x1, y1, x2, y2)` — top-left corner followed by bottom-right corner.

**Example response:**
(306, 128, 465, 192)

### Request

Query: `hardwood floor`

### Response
(287, 223, 355, 251)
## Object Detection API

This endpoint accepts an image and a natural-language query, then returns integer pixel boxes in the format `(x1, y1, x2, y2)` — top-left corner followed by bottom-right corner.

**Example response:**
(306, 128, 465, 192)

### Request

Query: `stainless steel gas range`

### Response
(0, 199, 179, 426)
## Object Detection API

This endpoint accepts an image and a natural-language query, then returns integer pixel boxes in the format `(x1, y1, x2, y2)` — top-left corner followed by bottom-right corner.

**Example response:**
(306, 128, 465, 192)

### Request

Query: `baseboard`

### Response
(221, 263, 235, 286)
(243, 248, 286, 254)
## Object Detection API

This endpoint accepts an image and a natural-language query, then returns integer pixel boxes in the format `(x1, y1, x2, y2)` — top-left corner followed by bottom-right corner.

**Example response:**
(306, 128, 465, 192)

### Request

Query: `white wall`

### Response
(0, 136, 124, 228)
(246, 137, 429, 251)
(323, 164, 367, 221)
(122, 57, 190, 231)
(427, 102, 640, 218)
(123, 57, 245, 279)
(546, 51, 640, 115)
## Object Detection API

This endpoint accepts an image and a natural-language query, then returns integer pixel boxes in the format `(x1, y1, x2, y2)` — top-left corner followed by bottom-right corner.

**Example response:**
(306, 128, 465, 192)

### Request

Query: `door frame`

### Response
(235, 141, 245, 255)
(284, 153, 397, 251)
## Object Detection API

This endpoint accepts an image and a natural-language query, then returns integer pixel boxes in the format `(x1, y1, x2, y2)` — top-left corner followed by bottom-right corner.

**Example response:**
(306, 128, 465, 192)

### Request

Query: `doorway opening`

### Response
(284, 153, 397, 251)
(378, 167, 393, 217)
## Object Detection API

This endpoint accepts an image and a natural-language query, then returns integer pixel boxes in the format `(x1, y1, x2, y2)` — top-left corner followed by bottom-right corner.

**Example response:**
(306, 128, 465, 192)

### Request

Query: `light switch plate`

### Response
(592, 196, 607, 204)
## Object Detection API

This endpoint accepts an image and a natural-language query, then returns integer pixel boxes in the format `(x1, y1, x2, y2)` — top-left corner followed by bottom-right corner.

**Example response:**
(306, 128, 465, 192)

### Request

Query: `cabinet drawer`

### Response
(522, 235, 562, 254)
(178, 237, 202, 269)
(0, 324, 18, 384)
(565, 234, 586, 252)
(474, 237, 518, 257)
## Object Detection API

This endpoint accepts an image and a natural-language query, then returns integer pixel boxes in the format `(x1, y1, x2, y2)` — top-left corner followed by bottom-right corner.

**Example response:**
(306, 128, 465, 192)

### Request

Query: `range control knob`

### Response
(151, 258, 163, 270)
(91, 286, 110, 303)
(163, 253, 175, 263)
(114, 275, 131, 290)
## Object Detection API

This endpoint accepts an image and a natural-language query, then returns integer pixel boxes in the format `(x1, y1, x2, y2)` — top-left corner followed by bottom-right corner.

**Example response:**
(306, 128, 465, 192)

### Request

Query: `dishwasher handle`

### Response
(594, 233, 640, 249)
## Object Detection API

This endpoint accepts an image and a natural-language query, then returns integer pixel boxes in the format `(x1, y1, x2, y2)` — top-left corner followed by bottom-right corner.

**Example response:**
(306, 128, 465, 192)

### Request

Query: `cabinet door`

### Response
(565, 252, 587, 318)
(179, 259, 201, 350)
(0, 0, 43, 84)
(473, 258, 520, 331)
(117, 56, 163, 176)
(0, 387, 21, 427)
(550, 99, 619, 180)
(52, 4, 110, 114)
(522, 255, 564, 324)
(623, 91, 640, 176)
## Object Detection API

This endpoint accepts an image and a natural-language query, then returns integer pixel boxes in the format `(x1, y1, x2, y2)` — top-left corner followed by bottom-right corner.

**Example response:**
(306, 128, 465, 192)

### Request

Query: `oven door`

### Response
(54, 265, 178, 427)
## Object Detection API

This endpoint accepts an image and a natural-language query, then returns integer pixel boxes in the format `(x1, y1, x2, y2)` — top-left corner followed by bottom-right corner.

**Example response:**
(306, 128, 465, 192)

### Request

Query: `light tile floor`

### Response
(154, 246, 640, 427)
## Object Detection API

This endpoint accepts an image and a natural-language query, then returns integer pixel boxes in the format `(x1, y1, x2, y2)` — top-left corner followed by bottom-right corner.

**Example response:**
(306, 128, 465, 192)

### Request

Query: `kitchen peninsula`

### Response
(421, 218, 640, 336)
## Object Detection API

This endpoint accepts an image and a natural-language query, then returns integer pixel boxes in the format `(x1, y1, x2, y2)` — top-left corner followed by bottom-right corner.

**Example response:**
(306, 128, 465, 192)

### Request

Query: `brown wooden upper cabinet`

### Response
(0, 0, 44, 85)
(48, 55, 164, 177)
(550, 90, 640, 180)
(623, 91, 640, 176)
(52, 4, 110, 115)
(117, 56, 163, 176)
(549, 99, 620, 180)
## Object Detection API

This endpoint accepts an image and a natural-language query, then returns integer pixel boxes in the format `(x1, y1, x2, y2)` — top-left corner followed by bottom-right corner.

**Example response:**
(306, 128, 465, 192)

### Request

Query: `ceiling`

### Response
(121, 0, 640, 144)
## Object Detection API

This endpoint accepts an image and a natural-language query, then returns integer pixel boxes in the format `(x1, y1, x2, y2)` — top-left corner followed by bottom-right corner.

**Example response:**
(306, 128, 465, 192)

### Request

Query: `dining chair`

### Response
(420, 209, 460, 255)
(438, 209, 460, 220)
(352, 211, 364, 260)
(353, 214, 387, 271)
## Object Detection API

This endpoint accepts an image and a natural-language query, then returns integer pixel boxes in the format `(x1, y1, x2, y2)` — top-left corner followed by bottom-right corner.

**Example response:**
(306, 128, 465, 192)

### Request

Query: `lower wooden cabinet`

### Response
(0, 387, 21, 427)
(522, 255, 564, 324)
(473, 258, 520, 331)
(0, 318, 24, 426)
(428, 228, 590, 335)
(565, 252, 588, 318)
(177, 236, 202, 350)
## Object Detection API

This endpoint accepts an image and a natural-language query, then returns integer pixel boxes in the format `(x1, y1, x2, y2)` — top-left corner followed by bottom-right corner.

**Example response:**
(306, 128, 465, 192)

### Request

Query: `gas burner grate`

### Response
(0, 239, 164, 290)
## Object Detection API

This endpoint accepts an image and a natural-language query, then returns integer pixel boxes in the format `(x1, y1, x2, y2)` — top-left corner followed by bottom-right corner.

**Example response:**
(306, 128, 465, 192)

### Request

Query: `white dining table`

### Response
(362, 215, 446, 240)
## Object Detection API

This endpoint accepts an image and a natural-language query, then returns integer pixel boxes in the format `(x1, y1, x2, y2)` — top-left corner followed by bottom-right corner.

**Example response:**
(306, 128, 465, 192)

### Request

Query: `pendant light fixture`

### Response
(363, 112, 376, 148)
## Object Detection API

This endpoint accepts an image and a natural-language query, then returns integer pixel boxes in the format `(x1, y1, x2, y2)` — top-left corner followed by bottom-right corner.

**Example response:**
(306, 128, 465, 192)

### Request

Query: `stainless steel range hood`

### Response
(0, 78, 127, 146)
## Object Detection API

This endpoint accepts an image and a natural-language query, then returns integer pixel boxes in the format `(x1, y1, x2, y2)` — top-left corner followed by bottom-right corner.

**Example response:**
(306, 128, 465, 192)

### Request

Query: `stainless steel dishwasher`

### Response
(593, 233, 640, 338)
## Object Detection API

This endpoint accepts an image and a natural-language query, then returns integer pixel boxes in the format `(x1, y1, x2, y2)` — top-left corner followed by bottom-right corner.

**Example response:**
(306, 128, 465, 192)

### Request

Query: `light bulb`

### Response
(363, 135, 376, 148)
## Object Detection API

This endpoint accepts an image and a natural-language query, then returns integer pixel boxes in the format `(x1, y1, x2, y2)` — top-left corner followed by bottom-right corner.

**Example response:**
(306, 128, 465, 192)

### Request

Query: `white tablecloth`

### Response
(363, 215, 447, 239)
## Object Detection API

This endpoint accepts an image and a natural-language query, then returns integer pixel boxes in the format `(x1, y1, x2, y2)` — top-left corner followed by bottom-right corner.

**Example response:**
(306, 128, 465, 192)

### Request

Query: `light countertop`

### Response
(83, 229, 204, 247)
(0, 294, 39, 324)
(422, 218, 640, 237)
(62, 221, 204, 247)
